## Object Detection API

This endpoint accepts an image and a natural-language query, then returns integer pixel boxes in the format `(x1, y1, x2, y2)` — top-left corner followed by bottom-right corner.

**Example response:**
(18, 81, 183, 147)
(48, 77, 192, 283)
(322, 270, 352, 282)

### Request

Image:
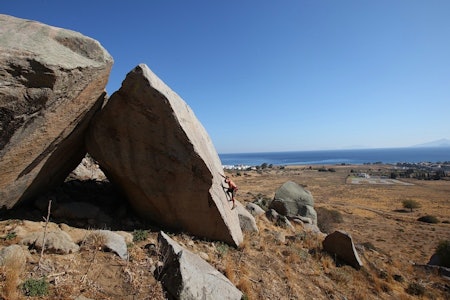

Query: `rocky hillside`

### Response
(1, 14, 449, 300)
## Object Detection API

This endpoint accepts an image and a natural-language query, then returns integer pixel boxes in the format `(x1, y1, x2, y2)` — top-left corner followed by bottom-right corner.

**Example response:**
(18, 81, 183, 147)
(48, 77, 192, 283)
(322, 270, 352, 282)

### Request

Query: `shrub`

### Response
(417, 215, 439, 224)
(133, 229, 149, 242)
(2, 232, 16, 240)
(216, 242, 229, 257)
(21, 278, 49, 297)
(435, 240, 450, 267)
(405, 282, 425, 296)
(402, 199, 421, 212)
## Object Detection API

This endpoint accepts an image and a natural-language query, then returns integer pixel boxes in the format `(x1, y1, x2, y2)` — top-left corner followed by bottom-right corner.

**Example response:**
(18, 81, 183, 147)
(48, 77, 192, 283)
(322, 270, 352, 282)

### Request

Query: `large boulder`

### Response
(269, 181, 317, 224)
(0, 14, 113, 208)
(157, 231, 242, 300)
(87, 64, 243, 247)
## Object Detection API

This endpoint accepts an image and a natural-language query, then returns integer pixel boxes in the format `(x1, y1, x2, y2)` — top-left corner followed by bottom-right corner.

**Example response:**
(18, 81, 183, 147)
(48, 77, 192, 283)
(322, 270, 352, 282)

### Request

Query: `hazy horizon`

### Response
(2, 1, 450, 153)
(218, 138, 450, 154)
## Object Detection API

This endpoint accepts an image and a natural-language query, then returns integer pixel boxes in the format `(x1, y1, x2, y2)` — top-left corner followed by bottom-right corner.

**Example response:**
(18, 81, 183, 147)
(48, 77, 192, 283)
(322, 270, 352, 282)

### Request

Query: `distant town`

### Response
(224, 161, 450, 180)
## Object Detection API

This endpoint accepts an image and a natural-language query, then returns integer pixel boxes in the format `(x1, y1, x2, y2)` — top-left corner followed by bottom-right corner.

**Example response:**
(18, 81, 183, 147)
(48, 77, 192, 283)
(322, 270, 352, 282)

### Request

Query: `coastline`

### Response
(220, 147, 450, 169)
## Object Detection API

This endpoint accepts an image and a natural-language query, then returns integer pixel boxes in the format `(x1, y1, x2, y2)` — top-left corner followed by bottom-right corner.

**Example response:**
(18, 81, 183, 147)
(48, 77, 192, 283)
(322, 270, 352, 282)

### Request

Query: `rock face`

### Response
(157, 231, 242, 300)
(269, 181, 317, 224)
(322, 230, 363, 269)
(87, 64, 243, 247)
(0, 14, 113, 208)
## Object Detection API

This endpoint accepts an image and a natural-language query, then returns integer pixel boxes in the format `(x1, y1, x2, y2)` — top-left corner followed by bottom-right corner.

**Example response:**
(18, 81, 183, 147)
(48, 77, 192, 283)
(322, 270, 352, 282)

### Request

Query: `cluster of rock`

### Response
(261, 181, 363, 269)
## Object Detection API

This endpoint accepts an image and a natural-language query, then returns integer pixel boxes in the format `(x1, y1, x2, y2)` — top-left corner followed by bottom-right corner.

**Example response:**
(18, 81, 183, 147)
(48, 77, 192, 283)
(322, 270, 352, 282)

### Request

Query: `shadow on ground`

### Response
(0, 179, 161, 232)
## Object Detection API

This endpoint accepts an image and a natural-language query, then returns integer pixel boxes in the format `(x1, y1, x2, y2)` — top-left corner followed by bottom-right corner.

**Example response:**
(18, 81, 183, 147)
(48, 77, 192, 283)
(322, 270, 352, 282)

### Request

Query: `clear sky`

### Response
(2, 1, 450, 153)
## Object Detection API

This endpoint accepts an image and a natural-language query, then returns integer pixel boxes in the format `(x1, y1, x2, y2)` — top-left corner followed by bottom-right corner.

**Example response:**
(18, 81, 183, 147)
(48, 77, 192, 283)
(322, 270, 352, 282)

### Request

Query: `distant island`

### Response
(411, 139, 450, 148)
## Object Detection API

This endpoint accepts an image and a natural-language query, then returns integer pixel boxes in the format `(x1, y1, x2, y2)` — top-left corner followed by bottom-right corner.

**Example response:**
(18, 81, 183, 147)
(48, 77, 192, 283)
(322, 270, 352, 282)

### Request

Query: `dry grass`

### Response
(1, 255, 23, 299)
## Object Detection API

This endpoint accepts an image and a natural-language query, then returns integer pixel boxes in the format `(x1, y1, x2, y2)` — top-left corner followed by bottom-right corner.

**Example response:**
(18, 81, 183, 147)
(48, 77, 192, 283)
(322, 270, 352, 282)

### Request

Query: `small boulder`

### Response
(21, 230, 80, 254)
(157, 231, 242, 300)
(322, 230, 363, 269)
(85, 230, 128, 260)
(246, 202, 265, 217)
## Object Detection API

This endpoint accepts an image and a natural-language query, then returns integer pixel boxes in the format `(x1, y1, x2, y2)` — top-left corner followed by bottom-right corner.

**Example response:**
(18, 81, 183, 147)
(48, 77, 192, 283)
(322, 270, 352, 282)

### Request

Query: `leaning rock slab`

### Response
(87, 64, 242, 246)
(0, 14, 113, 208)
(157, 232, 242, 300)
(322, 230, 363, 269)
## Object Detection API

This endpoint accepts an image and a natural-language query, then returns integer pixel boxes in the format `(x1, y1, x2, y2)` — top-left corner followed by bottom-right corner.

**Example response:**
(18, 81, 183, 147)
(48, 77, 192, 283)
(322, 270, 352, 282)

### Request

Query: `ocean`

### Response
(219, 147, 450, 167)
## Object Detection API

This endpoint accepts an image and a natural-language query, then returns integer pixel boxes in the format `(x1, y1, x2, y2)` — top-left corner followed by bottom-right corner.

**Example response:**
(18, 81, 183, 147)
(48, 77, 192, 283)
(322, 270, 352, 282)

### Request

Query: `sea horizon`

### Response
(219, 146, 450, 167)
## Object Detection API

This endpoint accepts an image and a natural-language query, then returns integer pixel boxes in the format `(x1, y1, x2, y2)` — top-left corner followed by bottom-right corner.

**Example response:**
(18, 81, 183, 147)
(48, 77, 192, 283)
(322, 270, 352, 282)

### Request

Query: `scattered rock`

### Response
(87, 64, 242, 247)
(322, 230, 363, 269)
(246, 202, 265, 216)
(0, 14, 113, 208)
(265, 209, 280, 222)
(157, 231, 242, 300)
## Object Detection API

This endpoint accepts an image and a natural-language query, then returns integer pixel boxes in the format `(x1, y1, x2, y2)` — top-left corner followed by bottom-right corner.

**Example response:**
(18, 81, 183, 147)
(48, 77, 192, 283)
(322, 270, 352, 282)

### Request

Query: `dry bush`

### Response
(417, 215, 439, 224)
(223, 255, 235, 283)
(435, 240, 450, 267)
(82, 231, 107, 251)
(372, 276, 391, 295)
(237, 277, 253, 300)
(0, 249, 26, 299)
(320, 253, 334, 272)
(328, 266, 352, 285)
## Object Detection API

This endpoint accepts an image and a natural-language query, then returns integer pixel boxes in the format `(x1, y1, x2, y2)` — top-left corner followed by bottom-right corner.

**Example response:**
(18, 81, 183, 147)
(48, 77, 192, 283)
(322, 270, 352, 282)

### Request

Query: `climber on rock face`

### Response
(220, 174, 238, 209)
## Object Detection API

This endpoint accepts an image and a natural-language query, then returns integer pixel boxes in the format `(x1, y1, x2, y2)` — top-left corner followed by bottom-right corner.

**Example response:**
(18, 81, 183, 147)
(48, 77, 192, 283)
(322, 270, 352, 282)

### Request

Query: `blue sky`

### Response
(2, 1, 450, 153)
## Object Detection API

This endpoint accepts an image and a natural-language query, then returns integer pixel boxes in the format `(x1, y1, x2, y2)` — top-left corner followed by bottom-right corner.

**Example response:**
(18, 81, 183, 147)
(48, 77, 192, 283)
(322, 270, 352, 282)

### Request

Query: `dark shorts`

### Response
(227, 188, 237, 195)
